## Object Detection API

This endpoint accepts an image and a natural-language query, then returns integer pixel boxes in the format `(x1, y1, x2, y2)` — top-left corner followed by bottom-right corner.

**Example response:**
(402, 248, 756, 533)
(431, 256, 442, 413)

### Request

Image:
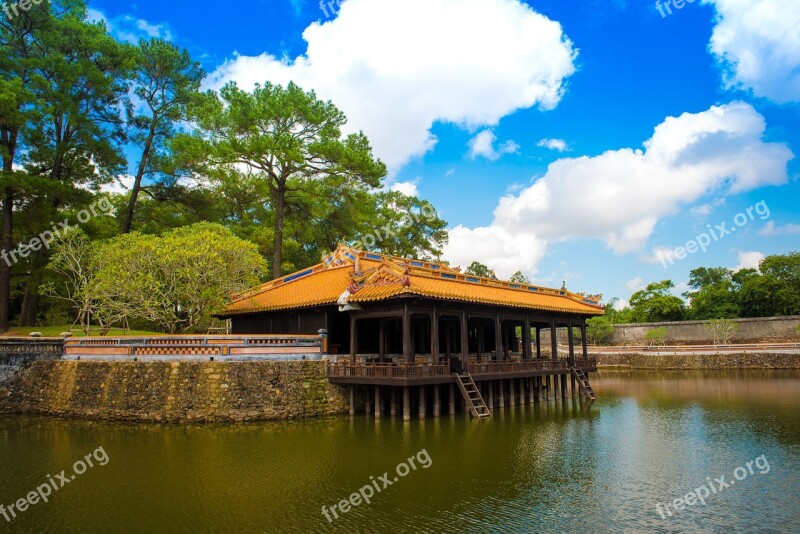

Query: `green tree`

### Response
(464, 261, 496, 278)
(91, 223, 267, 333)
(175, 81, 386, 278)
(737, 253, 800, 317)
(684, 267, 739, 319)
(11, 3, 133, 326)
(509, 271, 530, 284)
(628, 280, 685, 323)
(122, 38, 204, 233)
(586, 315, 615, 344)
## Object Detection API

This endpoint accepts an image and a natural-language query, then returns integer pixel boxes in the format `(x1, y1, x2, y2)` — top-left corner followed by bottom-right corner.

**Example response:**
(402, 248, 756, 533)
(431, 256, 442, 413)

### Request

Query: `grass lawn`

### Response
(3, 325, 164, 337)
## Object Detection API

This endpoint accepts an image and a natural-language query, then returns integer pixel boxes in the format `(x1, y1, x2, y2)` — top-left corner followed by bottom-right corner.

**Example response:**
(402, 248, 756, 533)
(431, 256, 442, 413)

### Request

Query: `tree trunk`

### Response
(272, 184, 286, 279)
(19, 276, 40, 327)
(0, 187, 12, 332)
(122, 126, 155, 233)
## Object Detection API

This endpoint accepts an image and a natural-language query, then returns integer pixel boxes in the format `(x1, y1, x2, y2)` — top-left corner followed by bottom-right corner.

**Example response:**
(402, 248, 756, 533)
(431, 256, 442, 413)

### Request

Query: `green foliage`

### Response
(644, 327, 667, 346)
(586, 316, 615, 344)
(684, 267, 740, 319)
(464, 261, 496, 278)
(737, 253, 800, 317)
(122, 38, 205, 232)
(174, 81, 387, 278)
(509, 271, 530, 284)
(628, 280, 685, 323)
(44, 223, 267, 334)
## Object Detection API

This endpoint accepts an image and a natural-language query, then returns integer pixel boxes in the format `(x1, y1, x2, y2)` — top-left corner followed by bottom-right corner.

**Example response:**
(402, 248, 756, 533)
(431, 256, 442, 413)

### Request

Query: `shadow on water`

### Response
(1, 370, 799, 532)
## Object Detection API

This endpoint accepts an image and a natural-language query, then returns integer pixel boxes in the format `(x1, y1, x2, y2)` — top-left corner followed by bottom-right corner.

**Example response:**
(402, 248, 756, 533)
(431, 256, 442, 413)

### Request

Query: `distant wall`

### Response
(596, 352, 800, 369)
(605, 316, 800, 345)
(0, 360, 348, 423)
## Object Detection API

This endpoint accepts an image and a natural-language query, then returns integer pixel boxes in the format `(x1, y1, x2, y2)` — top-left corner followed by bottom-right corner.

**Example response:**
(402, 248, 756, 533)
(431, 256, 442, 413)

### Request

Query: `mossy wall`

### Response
(0, 360, 348, 423)
(597, 352, 800, 369)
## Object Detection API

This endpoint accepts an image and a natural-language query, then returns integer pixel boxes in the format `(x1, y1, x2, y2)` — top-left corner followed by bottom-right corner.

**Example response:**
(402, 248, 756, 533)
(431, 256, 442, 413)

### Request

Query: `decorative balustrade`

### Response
(467, 359, 568, 375)
(327, 363, 449, 379)
(63, 334, 327, 361)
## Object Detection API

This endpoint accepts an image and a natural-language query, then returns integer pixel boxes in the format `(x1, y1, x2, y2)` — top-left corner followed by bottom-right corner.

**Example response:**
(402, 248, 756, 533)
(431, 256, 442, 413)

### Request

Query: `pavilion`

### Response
(217, 245, 603, 419)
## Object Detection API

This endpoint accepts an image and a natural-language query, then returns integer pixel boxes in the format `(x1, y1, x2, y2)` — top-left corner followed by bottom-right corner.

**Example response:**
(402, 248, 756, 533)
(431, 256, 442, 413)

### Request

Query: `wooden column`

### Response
(509, 379, 516, 405)
(418, 386, 426, 419)
(546, 375, 552, 401)
(403, 387, 411, 421)
(489, 380, 495, 407)
(561, 374, 567, 400)
(365, 386, 371, 414)
(460, 311, 468, 371)
(476, 325, 484, 362)
(495, 315, 503, 361)
(390, 389, 397, 416)
(433, 385, 441, 417)
(498, 380, 505, 406)
(528, 377, 535, 404)
(449, 383, 456, 415)
(378, 319, 385, 361)
(567, 320, 575, 367)
(582, 319, 589, 359)
(350, 316, 357, 362)
(535, 327, 542, 359)
(523, 319, 532, 360)
(519, 378, 525, 404)
(550, 321, 558, 361)
(374, 386, 382, 418)
(431, 311, 440, 363)
(403, 302, 412, 364)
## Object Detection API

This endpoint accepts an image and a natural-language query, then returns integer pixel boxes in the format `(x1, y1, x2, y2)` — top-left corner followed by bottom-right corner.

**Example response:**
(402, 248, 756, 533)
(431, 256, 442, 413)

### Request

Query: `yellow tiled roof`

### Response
(221, 246, 604, 316)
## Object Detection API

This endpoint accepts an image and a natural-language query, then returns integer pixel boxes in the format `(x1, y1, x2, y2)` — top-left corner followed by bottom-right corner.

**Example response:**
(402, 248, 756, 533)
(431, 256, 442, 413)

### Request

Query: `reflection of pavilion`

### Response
(218, 245, 602, 419)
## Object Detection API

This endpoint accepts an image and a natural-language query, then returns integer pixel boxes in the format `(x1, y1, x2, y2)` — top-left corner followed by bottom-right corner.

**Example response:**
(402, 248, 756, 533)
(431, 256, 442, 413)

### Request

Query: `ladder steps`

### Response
(455, 373, 491, 419)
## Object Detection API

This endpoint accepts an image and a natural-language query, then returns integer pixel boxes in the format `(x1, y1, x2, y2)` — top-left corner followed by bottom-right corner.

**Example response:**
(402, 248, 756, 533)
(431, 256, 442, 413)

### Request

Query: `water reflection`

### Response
(0, 370, 798, 533)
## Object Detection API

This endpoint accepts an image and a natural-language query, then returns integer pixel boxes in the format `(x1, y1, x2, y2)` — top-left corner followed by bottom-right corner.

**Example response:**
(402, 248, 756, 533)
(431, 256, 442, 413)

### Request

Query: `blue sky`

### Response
(89, 0, 800, 307)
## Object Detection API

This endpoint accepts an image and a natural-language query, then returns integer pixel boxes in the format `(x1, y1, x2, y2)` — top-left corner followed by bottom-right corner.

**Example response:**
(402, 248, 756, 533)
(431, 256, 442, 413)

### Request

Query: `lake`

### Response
(1, 370, 799, 532)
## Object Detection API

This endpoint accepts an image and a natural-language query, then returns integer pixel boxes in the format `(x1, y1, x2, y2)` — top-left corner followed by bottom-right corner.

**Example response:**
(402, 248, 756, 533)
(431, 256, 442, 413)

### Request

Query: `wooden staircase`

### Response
(570, 367, 596, 400)
(455, 373, 491, 419)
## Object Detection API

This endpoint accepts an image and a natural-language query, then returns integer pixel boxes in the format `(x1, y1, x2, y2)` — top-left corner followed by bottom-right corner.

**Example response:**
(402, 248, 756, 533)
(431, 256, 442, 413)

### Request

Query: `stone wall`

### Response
(0, 360, 348, 423)
(0, 338, 63, 389)
(596, 352, 800, 369)
(606, 316, 800, 345)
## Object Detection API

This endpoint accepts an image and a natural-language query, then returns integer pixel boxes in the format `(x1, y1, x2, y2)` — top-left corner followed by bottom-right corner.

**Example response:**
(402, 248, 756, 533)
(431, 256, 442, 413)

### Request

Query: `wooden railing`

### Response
(63, 334, 327, 361)
(573, 358, 597, 369)
(467, 359, 568, 375)
(327, 363, 450, 379)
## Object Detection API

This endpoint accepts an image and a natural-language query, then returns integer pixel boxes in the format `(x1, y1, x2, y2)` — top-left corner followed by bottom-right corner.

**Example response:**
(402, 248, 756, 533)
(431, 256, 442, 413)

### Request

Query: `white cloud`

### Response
(705, 0, 800, 103)
(759, 220, 800, 236)
(468, 130, 520, 160)
(445, 168, 456, 178)
(626, 277, 645, 290)
(443, 102, 793, 278)
(613, 298, 629, 311)
(390, 180, 420, 197)
(689, 203, 714, 218)
(205, 0, 576, 170)
(537, 138, 569, 152)
(88, 8, 172, 43)
(734, 250, 765, 270)
(100, 174, 135, 195)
